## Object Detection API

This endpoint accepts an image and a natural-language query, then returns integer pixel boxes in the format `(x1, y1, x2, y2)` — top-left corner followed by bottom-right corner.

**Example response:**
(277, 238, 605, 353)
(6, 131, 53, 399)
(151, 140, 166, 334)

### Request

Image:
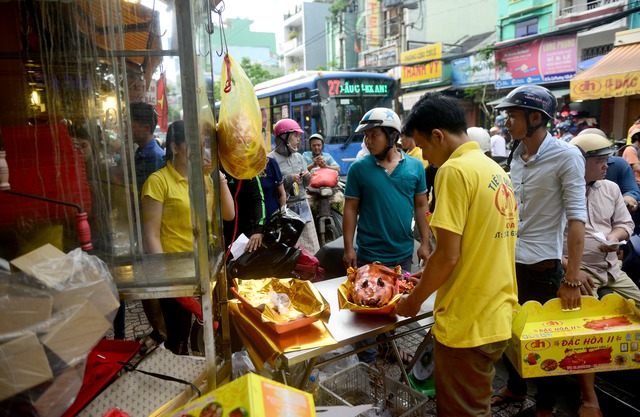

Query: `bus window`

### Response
(291, 104, 312, 150)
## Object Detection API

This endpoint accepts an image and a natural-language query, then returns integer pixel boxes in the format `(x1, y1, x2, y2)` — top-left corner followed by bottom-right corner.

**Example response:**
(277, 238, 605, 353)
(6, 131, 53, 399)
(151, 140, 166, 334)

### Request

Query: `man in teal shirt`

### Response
(343, 108, 430, 363)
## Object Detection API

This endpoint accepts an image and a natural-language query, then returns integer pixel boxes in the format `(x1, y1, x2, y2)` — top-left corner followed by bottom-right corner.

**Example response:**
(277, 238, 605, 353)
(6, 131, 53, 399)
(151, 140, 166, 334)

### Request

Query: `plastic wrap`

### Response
(0, 248, 119, 417)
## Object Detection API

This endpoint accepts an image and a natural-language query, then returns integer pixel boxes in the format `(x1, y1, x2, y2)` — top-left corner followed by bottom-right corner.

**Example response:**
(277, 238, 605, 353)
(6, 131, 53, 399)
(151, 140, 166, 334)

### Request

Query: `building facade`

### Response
(281, 2, 331, 73)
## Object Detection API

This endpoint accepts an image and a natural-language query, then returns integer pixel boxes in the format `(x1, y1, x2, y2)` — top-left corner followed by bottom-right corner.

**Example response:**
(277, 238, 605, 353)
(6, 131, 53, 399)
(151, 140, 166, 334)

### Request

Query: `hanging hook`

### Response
(205, 0, 215, 35)
(213, 0, 228, 57)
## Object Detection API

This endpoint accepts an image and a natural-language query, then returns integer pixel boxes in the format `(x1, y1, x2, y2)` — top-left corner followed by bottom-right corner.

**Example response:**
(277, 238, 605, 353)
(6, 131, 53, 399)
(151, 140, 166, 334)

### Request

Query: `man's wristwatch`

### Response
(561, 277, 582, 288)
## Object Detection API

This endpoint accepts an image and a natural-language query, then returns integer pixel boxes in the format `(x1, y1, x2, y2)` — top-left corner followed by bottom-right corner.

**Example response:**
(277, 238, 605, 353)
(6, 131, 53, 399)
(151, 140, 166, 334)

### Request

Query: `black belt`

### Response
(521, 259, 560, 272)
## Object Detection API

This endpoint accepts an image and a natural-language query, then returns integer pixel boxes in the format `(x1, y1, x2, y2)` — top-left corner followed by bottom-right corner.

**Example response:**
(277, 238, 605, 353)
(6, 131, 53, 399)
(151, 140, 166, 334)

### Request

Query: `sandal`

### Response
(137, 334, 161, 355)
(490, 387, 526, 406)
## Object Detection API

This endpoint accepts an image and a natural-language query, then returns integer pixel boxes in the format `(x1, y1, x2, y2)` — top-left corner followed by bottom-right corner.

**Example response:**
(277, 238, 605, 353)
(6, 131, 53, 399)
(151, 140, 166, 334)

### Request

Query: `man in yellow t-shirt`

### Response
(396, 93, 518, 417)
(400, 128, 429, 168)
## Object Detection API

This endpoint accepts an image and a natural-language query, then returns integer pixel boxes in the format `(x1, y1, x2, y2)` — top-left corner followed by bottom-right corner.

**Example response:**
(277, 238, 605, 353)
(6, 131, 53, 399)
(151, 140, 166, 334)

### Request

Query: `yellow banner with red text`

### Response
(401, 60, 443, 87)
(570, 70, 640, 100)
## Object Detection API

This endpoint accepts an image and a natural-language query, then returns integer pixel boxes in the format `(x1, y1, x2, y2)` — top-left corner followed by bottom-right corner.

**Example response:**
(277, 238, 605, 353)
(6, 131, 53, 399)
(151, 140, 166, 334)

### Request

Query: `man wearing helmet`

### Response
(556, 120, 574, 143)
(396, 93, 518, 417)
(302, 133, 340, 173)
(564, 134, 639, 417)
(343, 107, 430, 364)
(491, 85, 587, 416)
(343, 107, 430, 271)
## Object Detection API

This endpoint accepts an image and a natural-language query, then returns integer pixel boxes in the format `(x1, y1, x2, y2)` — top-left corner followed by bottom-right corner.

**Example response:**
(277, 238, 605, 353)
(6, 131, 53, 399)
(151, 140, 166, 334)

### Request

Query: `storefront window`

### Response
(0, 0, 224, 295)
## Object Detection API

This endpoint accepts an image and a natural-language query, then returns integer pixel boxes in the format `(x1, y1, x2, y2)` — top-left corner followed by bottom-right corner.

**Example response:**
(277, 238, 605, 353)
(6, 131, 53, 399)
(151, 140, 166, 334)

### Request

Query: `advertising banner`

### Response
(495, 34, 577, 88)
(452, 52, 495, 88)
(401, 60, 442, 87)
(367, 1, 380, 47)
(571, 71, 640, 100)
(401, 43, 442, 65)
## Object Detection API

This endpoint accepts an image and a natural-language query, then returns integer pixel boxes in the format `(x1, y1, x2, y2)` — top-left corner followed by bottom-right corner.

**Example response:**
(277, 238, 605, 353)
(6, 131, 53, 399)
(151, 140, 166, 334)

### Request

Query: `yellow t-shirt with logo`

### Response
(142, 161, 214, 253)
(407, 147, 428, 168)
(429, 141, 518, 348)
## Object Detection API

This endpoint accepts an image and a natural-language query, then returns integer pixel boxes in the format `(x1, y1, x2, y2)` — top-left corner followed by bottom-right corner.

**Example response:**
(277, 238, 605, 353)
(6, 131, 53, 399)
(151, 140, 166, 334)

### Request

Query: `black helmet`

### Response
(263, 208, 305, 247)
(227, 243, 301, 279)
(495, 85, 557, 120)
(496, 85, 556, 138)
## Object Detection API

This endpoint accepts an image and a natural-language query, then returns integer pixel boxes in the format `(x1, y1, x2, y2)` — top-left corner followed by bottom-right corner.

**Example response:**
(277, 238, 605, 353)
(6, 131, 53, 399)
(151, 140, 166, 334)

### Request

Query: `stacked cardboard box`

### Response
(0, 245, 119, 416)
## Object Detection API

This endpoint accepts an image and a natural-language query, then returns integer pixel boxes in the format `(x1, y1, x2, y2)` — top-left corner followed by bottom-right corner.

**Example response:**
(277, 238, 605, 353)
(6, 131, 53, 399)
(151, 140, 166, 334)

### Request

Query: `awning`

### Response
(487, 88, 570, 106)
(570, 43, 640, 101)
(401, 85, 451, 110)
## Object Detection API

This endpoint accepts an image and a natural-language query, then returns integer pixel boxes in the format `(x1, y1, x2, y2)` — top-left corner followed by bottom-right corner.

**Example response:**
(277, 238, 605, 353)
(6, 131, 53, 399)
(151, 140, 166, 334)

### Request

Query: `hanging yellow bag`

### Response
(217, 54, 267, 179)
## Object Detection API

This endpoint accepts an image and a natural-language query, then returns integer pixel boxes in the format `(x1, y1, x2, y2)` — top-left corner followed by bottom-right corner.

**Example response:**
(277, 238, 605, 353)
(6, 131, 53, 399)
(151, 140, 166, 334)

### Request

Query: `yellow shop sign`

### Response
(401, 43, 442, 64)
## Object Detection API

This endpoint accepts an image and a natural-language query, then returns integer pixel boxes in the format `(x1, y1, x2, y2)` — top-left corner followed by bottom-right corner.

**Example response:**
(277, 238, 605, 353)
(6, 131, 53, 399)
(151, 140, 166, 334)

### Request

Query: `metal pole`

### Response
(174, 0, 218, 391)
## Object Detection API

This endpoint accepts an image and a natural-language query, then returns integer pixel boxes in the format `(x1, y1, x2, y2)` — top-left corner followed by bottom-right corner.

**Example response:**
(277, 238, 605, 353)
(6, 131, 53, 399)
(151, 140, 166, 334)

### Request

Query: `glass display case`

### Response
(0, 0, 229, 389)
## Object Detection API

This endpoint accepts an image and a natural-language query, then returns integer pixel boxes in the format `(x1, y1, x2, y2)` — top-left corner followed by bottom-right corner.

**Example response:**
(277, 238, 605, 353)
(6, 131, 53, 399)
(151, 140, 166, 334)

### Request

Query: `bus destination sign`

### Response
(319, 78, 391, 97)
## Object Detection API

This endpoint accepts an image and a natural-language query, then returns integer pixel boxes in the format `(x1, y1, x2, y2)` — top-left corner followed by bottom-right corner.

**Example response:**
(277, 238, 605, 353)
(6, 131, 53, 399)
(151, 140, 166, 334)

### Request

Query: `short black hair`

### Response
(130, 102, 158, 134)
(165, 120, 185, 161)
(403, 93, 467, 138)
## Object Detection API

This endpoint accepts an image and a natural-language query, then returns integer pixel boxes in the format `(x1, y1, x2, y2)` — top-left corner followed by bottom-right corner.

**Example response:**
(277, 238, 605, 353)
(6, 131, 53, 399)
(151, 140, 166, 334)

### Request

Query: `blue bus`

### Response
(253, 71, 397, 173)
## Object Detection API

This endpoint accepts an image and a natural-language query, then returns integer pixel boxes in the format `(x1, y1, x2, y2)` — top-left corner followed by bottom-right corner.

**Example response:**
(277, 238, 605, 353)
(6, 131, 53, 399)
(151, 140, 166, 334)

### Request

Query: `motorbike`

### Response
(189, 208, 306, 354)
(307, 183, 344, 247)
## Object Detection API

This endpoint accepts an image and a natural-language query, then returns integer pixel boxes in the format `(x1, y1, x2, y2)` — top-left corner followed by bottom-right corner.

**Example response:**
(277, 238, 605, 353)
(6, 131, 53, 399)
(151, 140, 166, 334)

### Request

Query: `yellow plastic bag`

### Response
(217, 54, 267, 179)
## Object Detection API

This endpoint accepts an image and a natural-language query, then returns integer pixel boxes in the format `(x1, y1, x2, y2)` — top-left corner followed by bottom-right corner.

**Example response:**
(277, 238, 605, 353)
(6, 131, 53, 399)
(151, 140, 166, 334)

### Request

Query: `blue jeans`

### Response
(354, 255, 413, 363)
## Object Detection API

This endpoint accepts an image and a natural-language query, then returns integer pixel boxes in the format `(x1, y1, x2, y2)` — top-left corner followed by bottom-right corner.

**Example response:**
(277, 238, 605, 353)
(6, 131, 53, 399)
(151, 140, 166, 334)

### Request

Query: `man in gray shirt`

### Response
(491, 85, 587, 417)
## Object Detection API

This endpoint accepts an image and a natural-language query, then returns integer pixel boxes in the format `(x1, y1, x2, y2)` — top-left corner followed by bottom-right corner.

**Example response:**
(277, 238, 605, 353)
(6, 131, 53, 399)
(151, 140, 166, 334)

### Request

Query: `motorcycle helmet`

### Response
(568, 133, 613, 158)
(309, 133, 325, 144)
(274, 118, 303, 156)
(355, 107, 401, 160)
(227, 243, 301, 279)
(578, 128, 607, 138)
(263, 208, 305, 247)
(274, 118, 303, 137)
(495, 85, 557, 138)
(556, 121, 572, 132)
(467, 127, 491, 154)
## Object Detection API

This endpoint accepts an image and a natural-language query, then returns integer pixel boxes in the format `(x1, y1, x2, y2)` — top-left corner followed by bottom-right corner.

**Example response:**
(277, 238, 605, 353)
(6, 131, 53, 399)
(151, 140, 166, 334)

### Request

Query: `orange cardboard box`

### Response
(169, 373, 315, 417)
(506, 293, 640, 378)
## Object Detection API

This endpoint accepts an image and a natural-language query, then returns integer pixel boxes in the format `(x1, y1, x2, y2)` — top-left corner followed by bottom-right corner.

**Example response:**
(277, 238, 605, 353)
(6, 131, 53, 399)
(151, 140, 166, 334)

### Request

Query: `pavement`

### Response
(106, 299, 587, 417)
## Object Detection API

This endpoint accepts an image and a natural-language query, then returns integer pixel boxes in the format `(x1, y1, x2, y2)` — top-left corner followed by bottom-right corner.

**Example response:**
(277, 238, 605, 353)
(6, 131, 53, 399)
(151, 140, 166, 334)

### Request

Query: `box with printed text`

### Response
(169, 372, 316, 417)
(506, 293, 640, 378)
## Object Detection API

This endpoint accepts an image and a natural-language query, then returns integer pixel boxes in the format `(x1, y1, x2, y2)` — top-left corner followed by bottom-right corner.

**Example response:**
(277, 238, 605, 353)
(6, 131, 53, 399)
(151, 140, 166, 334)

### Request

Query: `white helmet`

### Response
(355, 108, 401, 133)
(467, 127, 491, 154)
(569, 133, 612, 158)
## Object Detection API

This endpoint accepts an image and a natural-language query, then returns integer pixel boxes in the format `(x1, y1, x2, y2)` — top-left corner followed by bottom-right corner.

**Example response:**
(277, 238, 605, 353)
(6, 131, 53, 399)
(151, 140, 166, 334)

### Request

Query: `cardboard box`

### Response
(169, 373, 316, 417)
(40, 300, 112, 365)
(506, 293, 640, 378)
(51, 276, 120, 318)
(0, 332, 54, 402)
(0, 294, 53, 336)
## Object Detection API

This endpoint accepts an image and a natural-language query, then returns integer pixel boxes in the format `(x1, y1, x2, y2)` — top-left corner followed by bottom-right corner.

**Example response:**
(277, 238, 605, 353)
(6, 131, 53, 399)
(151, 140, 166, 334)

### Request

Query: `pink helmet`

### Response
(274, 118, 303, 137)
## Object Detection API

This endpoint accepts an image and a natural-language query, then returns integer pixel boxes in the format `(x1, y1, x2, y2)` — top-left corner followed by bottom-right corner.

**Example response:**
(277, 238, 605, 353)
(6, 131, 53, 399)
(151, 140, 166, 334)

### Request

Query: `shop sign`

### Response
(571, 70, 640, 100)
(367, 1, 380, 47)
(364, 45, 398, 67)
(495, 34, 577, 88)
(401, 60, 442, 87)
(452, 52, 496, 88)
(401, 43, 442, 65)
